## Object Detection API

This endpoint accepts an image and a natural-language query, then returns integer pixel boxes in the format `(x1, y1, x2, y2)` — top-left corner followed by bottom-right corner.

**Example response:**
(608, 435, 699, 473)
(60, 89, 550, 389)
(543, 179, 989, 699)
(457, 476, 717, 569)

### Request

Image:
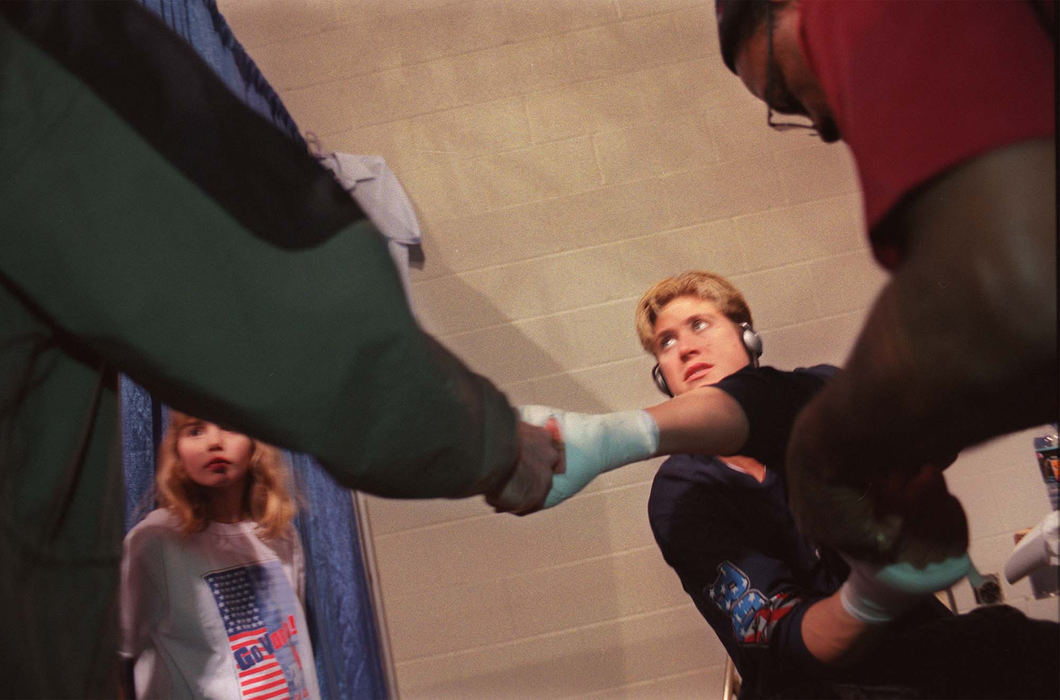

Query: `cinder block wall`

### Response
(218, 1, 1057, 697)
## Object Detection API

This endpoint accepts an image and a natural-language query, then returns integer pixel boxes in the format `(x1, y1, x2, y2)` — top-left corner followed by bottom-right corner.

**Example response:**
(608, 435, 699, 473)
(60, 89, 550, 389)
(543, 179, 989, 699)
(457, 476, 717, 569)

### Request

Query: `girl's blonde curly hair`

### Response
(155, 410, 296, 539)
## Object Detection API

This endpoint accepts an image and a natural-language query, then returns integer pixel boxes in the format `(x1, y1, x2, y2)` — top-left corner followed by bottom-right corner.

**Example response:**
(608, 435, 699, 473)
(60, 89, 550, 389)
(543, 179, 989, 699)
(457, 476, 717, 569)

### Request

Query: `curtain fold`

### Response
(121, 2, 388, 697)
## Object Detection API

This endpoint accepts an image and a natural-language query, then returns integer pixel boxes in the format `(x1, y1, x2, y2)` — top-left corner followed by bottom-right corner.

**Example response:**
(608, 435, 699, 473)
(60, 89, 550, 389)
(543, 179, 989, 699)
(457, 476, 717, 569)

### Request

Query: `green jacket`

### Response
(1, 3, 516, 695)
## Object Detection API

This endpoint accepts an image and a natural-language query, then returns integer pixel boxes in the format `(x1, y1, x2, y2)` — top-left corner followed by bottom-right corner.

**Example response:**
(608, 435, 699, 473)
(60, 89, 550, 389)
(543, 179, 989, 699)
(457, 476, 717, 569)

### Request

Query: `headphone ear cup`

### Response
(740, 323, 763, 367)
(651, 364, 673, 397)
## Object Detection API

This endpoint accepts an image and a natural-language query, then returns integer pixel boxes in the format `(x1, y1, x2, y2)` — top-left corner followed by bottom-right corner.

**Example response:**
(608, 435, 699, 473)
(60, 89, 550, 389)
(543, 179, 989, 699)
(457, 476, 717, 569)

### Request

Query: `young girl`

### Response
(121, 411, 320, 699)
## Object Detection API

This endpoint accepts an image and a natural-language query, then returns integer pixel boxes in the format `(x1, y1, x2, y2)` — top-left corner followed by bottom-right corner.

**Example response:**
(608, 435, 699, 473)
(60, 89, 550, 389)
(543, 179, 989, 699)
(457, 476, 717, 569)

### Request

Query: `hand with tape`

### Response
(519, 405, 660, 508)
(802, 549, 971, 664)
(838, 463, 972, 623)
(839, 552, 972, 624)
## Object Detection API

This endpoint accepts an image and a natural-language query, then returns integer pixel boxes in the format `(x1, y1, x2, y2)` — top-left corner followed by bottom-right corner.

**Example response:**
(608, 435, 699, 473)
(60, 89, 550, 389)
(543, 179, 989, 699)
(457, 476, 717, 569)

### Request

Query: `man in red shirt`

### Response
(715, 1, 1056, 571)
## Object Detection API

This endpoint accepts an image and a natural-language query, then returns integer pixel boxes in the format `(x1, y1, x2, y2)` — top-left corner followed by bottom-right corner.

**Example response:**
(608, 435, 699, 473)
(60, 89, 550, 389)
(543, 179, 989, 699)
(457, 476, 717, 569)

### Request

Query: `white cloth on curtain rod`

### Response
(319, 153, 423, 304)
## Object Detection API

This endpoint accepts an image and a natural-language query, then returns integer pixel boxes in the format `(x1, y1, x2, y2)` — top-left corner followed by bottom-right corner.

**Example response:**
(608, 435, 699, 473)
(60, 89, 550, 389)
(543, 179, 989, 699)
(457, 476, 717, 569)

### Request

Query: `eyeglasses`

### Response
(765, 3, 816, 133)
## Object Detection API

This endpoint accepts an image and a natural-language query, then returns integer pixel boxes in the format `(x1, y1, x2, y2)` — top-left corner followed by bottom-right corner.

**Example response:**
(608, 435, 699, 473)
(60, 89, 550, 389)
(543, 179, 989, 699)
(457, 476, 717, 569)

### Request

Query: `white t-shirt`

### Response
(121, 509, 321, 699)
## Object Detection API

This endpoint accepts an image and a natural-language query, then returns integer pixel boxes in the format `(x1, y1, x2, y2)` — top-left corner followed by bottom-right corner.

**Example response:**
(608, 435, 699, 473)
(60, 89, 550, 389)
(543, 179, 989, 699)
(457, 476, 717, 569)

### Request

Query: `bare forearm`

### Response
(801, 594, 871, 665)
(513, 388, 747, 510)
(646, 387, 749, 457)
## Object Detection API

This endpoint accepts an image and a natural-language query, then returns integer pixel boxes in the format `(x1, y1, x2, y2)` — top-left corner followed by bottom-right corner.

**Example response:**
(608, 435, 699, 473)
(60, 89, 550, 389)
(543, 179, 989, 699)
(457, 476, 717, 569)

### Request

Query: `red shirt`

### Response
(798, 1, 1055, 268)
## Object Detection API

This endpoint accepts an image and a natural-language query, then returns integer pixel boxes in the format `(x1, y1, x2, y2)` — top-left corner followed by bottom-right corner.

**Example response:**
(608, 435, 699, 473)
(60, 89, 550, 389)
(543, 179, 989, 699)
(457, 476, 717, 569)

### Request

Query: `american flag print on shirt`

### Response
(205, 562, 310, 699)
(709, 561, 799, 646)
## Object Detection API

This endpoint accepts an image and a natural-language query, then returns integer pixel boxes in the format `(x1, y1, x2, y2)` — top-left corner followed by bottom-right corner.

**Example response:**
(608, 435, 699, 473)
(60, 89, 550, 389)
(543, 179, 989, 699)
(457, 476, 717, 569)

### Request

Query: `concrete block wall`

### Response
(217, 1, 1057, 696)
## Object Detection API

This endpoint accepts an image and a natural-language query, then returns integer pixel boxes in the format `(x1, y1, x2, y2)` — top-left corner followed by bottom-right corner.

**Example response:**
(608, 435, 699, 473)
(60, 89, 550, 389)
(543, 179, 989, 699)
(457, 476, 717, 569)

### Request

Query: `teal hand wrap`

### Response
(839, 553, 971, 624)
(519, 406, 660, 508)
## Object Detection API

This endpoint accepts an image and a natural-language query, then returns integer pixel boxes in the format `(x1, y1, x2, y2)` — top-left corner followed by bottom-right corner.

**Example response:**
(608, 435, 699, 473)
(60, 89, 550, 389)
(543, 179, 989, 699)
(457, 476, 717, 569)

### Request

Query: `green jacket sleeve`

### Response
(0, 3, 518, 499)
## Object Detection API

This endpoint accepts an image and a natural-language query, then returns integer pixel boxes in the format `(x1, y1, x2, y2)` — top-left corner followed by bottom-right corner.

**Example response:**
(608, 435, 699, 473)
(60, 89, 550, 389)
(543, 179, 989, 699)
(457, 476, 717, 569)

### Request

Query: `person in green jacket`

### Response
(0, 3, 560, 696)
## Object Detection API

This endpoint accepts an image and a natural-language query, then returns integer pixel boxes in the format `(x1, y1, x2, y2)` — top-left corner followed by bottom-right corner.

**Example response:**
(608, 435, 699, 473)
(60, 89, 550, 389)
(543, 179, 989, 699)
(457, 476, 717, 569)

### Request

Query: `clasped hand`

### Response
(485, 420, 564, 515)
(512, 405, 659, 509)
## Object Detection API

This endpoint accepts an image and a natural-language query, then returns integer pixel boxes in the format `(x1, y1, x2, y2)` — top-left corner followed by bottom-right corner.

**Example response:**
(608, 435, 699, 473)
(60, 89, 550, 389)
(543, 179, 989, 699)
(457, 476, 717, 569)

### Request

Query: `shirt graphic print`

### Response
(205, 562, 311, 699)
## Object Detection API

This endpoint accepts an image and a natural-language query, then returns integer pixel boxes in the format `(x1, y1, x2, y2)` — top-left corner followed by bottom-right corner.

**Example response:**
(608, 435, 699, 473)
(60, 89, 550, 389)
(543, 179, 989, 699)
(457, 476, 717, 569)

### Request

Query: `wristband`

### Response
(519, 406, 660, 508)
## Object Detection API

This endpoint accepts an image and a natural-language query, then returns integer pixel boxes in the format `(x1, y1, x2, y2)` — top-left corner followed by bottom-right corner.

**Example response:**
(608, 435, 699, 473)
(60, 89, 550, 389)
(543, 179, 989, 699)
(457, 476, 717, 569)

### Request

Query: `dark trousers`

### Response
(762, 605, 1059, 700)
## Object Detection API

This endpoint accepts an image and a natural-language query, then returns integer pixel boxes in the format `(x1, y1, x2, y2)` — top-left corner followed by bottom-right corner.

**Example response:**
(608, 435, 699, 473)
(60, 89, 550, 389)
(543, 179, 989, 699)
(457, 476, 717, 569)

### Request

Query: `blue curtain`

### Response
(121, 2, 388, 697)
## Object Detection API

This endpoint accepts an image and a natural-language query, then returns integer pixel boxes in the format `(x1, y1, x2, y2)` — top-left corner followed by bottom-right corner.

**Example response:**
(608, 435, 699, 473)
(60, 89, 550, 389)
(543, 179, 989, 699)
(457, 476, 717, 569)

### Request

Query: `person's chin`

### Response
(817, 116, 840, 143)
(684, 377, 716, 392)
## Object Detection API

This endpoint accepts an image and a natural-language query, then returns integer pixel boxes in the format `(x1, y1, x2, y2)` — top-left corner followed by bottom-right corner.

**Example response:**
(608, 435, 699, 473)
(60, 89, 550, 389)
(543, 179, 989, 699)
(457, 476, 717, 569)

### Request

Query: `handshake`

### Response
(486, 406, 659, 514)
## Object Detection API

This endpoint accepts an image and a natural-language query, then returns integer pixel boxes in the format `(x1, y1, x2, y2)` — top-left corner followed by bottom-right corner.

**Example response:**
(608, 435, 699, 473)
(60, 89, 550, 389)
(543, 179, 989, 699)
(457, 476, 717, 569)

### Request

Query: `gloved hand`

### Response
(519, 405, 659, 508)
(839, 553, 971, 624)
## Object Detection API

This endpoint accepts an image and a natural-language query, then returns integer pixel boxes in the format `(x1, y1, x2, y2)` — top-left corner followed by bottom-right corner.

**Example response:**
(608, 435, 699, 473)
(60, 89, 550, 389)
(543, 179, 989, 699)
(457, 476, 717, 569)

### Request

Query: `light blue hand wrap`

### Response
(519, 405, 660, 508)
(839, 553, 971, 624)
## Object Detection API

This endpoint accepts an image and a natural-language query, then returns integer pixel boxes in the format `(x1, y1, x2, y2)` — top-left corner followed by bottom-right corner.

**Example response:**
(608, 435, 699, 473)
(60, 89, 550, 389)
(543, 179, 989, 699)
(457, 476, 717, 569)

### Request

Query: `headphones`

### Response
(651, 322, 762, 397)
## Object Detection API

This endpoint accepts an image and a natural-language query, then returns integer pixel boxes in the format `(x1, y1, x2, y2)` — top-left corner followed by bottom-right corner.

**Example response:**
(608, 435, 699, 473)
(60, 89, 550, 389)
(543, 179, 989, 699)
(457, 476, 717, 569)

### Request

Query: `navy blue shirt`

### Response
(650, 364, 1054, 698)
(648, 365, 848, 697)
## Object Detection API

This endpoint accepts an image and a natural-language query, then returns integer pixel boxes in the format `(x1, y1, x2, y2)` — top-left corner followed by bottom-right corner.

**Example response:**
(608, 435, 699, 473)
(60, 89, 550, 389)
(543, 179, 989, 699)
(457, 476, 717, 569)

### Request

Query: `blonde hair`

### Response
(155, 411, 297, 539)
(635, 271, 753, 353)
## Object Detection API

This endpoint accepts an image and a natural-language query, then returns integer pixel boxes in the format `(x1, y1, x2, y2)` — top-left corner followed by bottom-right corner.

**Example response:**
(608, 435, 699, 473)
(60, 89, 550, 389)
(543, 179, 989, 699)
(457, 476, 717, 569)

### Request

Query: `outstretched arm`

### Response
(1, 2, 536, 503)
(518, 366, 841, 509)
(787, 139, 1057, 565)
(519, 387, 750, 508)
